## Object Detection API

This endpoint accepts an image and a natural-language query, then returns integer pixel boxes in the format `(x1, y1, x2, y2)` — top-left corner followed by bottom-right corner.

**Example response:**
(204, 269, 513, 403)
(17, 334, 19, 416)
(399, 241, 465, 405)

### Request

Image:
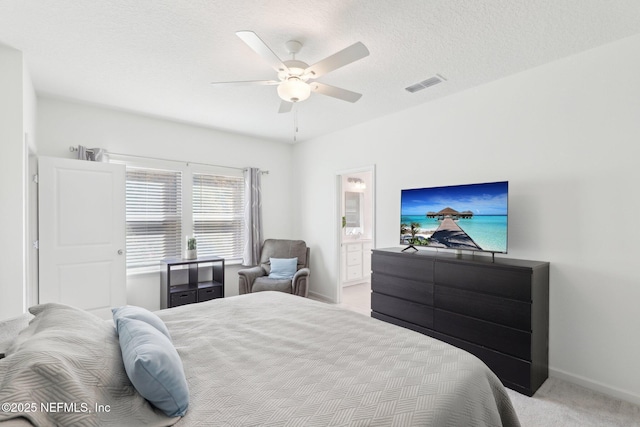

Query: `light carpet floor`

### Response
(508, 378, 640, 427)
(332, 282, 640, 427)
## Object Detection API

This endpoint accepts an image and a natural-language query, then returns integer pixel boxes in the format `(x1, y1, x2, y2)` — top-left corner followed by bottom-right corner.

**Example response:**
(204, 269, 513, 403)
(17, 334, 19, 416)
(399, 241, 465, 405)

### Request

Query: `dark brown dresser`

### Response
(371, 247, 549, 396)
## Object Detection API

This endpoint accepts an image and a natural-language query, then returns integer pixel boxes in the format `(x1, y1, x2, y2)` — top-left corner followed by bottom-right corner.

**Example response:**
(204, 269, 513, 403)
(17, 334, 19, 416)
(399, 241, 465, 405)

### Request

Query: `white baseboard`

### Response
(550, 367, 640, 406)
(307, 291, 334, 304)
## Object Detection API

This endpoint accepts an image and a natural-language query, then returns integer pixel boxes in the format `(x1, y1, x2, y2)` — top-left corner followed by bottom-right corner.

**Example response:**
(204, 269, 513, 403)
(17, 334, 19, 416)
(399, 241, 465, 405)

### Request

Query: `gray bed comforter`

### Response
(159, 291, 521, 427)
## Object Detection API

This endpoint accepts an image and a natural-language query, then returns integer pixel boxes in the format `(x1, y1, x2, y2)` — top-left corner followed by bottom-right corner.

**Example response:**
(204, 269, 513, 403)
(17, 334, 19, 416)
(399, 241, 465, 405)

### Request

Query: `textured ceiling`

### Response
(1, 1, 639, 143)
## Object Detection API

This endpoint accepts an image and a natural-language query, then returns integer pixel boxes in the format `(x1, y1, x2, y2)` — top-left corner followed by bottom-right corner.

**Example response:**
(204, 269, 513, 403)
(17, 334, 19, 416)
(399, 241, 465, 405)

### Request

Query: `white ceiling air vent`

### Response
(405, 74, 446, 93)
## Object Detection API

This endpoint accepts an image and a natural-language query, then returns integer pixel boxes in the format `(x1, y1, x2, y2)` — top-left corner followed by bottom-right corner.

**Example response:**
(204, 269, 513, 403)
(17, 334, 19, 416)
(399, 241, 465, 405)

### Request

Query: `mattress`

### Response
(0, 292, 520, 426)
(161, 292, 520, 426)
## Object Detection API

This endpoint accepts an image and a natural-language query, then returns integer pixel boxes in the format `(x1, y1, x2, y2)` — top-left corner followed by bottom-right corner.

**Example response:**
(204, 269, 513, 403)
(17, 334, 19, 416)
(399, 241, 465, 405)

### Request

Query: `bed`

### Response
(0, 292, 520, 426)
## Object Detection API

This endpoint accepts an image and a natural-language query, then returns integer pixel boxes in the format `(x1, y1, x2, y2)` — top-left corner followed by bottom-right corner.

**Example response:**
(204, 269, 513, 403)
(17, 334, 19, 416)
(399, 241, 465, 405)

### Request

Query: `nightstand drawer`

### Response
(170, 290, 197, 307)
(198, 285, 222, 302)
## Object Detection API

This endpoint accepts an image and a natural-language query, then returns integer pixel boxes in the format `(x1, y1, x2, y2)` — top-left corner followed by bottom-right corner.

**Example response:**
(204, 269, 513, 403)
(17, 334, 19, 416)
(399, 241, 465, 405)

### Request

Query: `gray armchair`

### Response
(238, 239, 310, 297)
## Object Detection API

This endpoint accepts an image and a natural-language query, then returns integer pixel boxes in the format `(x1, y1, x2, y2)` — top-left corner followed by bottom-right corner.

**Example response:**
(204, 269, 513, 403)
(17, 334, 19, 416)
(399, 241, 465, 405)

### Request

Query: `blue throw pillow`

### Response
(112, 305, 171, 340)
(116, 317, 189, 417)
(269, 257, 298, 279)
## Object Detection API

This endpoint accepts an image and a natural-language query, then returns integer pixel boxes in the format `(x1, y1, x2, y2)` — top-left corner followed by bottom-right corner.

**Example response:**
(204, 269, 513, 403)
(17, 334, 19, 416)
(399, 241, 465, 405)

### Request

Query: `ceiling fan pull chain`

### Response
(293, 104, 299, 142)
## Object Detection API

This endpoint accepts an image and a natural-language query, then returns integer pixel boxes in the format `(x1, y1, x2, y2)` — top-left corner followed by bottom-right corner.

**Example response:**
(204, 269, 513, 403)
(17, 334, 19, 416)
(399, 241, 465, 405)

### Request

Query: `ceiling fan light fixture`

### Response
(277, 77, 311, 103)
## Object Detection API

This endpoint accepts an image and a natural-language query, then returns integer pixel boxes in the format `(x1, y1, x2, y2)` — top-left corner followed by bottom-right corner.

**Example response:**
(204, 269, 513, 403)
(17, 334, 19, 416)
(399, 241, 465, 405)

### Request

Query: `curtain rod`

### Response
(68, 146, 269, 174)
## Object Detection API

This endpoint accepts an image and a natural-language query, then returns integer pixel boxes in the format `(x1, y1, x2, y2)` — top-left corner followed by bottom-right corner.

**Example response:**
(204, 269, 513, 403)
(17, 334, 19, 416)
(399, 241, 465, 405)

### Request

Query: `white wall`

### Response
(0, 44, 34, 321)
(22, 65, 37, 152)
(37, 97, 294, 310)
(292, 34, 640, 404)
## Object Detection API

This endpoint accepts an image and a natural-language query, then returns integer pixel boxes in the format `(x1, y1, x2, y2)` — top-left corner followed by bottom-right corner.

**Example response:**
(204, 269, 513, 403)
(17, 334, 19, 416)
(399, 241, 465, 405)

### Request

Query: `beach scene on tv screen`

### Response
(400, 181, 508, 253)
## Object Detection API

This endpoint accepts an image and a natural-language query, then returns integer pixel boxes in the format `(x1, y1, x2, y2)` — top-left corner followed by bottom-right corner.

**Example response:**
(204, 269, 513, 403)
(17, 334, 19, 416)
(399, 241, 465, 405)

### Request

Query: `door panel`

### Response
(39, 156, 126, 319)
(56, 169, 114, 246)
(58, 261, 113, 309)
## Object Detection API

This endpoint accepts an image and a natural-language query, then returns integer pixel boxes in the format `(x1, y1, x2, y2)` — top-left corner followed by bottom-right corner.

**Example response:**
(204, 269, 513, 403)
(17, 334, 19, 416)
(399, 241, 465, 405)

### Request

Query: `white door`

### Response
(39, 156, 126, 319)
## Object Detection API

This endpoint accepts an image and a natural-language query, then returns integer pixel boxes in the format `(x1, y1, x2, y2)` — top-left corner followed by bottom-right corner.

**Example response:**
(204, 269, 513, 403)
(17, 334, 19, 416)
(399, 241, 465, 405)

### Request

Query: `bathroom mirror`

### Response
(344, 191, 364, 234)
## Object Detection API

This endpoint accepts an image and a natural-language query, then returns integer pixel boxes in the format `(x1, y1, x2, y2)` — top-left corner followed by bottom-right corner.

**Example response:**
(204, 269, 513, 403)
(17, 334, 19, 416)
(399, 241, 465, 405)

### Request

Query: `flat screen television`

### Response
(400, 181, 508, 253)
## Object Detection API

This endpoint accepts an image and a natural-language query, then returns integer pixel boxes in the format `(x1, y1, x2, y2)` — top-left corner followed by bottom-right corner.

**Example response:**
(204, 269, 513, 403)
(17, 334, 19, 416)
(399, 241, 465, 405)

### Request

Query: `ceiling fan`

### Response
(211, 31, 370, 113)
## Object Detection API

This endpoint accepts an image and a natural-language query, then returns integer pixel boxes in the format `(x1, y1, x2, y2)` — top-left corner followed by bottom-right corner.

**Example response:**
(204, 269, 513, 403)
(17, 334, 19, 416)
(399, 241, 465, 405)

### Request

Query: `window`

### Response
(192, 173, 245, 260)
(122, 162, 245, 273)
(125, 167, 182, 270)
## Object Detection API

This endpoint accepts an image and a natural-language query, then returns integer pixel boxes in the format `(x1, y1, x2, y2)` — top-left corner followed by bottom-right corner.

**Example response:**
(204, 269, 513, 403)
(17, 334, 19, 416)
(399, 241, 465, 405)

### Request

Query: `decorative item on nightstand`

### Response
(184, 236, 197, 260)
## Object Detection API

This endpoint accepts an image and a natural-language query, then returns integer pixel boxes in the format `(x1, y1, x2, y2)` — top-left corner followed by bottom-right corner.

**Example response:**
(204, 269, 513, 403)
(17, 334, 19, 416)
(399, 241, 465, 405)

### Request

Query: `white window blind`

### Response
(126, 167, 182, 269)
(193, 173, 244, 259)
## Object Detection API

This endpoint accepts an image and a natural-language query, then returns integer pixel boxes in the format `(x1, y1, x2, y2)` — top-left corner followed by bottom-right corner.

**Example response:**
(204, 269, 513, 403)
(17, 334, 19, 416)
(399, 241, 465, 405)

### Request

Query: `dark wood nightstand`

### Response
(160, 256, 225, 309)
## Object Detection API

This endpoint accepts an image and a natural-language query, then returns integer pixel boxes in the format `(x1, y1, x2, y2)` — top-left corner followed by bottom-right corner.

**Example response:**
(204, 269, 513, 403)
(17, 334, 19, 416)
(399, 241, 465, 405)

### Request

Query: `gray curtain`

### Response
(243, 168, 263, 266)
(76, 145, 107, 162)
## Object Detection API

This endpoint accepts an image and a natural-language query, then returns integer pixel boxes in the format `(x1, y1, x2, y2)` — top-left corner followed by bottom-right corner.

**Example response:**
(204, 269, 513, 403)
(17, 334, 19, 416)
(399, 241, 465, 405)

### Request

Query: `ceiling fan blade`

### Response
(210, 80, 279, 86)
(305, 42, 369, 79)
(236, 30, 289, 73)
(310, 82, 362, 103)
(278, 101, 293, 114)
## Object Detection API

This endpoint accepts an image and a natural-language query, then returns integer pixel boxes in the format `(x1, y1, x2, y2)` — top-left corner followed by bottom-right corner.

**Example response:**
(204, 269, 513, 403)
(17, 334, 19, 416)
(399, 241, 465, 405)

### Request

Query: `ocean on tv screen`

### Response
(400, 181, 509, 253)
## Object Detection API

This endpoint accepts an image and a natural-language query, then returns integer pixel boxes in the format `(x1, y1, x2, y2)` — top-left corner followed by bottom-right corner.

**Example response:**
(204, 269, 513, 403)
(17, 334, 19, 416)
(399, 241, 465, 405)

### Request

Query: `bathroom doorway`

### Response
(336, 166, 375, 309)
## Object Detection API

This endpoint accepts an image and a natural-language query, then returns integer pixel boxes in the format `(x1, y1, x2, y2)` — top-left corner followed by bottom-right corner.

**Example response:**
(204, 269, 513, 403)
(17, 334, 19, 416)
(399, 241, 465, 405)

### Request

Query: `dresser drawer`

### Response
(372, 312, 434, 337)
(170, 290, 197, 307)
(434, 309, 531, 360)
(436, 286, 531, 331)
(435, 261, 531, 301)
(372, 251, 434, 281)
(429, 330, 534, 395)
(372, 292, 433, 329)
(372, 272, 433, 306)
